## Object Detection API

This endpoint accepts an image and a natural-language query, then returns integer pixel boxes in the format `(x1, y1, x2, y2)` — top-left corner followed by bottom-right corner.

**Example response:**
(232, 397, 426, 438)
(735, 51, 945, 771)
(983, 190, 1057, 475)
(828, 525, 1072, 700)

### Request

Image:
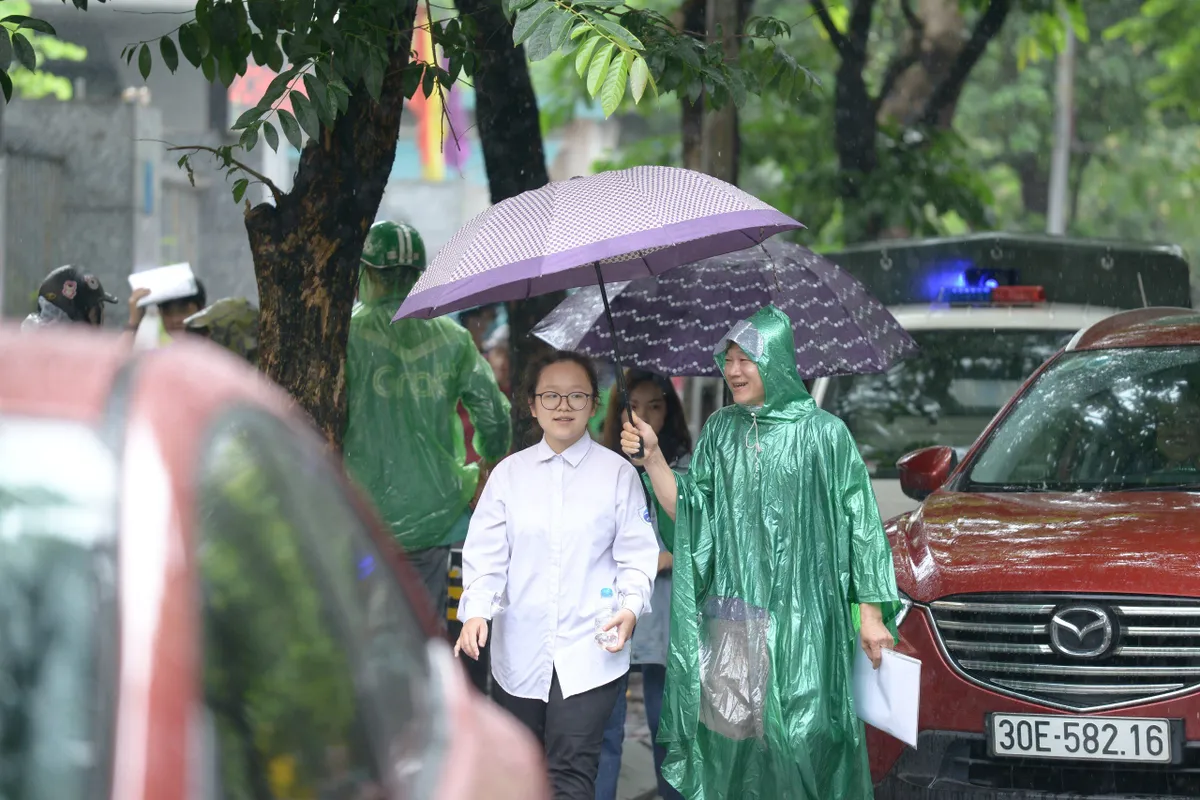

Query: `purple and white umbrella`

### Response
(532, 240, 918, 379)
(392, 166, 801, 320)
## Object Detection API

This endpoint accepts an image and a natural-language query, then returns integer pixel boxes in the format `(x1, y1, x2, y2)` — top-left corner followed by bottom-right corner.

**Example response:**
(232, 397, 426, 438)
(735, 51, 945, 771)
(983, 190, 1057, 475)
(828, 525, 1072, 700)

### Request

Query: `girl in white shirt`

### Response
(456, 351, 660, 800)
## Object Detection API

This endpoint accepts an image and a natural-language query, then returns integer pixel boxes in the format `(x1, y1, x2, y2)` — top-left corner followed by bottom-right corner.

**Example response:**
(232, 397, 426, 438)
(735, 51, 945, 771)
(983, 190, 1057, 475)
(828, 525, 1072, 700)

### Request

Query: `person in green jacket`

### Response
(621, 304, 900, 800)
(344, 220, 512, 628)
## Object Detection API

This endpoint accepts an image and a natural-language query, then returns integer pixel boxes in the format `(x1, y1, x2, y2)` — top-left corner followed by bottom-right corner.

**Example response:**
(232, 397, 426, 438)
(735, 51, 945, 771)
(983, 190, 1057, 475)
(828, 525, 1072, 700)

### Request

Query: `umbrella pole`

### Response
(594, 264, 643, 460)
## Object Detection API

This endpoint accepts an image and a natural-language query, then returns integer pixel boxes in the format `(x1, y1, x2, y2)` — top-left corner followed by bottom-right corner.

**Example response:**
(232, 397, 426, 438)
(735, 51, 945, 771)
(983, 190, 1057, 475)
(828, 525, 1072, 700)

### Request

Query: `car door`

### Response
(192, 408, 449, 800)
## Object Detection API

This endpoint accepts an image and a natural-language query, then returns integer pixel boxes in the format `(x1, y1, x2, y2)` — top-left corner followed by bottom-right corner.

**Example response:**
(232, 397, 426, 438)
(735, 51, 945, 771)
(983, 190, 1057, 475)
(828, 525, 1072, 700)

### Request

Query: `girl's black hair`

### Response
(520, 350, 601, 445)
(601, 369, 693, 466)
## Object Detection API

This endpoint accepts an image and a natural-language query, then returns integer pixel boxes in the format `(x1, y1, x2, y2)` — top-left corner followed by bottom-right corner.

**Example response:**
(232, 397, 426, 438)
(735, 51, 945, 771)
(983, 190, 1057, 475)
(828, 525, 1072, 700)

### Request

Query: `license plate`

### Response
(989, 713, 1173, 763)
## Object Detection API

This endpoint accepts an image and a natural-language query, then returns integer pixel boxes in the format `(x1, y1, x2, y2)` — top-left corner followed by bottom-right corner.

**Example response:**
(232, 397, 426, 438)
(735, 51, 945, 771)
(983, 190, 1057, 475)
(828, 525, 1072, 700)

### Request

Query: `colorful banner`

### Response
(410, 5, 469, 181)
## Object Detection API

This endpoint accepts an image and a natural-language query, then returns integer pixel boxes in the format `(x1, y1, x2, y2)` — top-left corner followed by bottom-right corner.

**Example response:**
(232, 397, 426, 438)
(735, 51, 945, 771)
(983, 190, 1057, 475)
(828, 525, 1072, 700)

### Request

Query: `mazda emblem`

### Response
(1049, 605, 1114, 658)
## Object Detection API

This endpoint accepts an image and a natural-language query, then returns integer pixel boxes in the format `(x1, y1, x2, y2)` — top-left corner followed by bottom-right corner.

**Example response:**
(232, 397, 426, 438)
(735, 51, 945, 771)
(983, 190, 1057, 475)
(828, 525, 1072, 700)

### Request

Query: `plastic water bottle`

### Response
(594, 588, 620, 649)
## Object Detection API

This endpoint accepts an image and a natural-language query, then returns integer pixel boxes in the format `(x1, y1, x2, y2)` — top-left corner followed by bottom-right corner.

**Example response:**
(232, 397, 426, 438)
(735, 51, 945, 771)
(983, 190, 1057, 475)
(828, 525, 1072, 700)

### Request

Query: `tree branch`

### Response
(846, 0, 877, 55)
(809, 1, 850, 59)
(918, 0, 1012, 127)
(167, 144, 285, 205)
(874, 49, 920, 112)
(899, 0, 922, 33)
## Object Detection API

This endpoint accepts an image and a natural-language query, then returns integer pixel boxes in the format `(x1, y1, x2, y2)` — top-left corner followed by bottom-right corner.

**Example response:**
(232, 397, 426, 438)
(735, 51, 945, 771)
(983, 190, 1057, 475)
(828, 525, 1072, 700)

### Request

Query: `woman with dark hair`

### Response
(595, 371, 691, 800)
(456, 351, 660, 800)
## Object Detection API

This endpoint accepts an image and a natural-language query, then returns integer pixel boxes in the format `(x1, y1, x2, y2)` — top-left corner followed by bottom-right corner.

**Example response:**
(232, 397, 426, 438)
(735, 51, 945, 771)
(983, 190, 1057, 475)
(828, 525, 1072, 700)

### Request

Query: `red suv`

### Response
(871, 308, 1200, 799)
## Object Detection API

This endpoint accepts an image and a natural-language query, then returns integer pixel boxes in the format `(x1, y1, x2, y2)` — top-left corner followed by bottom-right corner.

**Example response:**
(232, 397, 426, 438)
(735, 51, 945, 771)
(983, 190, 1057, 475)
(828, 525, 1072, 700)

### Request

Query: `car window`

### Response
(968, 346, 1200, 490)
(194, 411, 446, 800)
(821, 329, 1070, 477)
(0, 417, 116, 800)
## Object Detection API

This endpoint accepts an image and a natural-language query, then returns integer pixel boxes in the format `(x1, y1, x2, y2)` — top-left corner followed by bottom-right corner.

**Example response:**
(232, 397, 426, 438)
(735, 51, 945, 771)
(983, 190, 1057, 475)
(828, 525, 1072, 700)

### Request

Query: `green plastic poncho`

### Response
(343, 268, 512, 552)
(653, 304, 899, 800)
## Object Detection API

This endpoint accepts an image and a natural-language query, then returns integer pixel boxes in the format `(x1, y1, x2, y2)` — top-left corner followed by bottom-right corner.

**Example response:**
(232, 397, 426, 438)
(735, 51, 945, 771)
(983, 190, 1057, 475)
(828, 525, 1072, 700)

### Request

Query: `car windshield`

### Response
(821, 329, 1071, 478)
(0, 417, 117, 799)
(968, 346, 1200, 491)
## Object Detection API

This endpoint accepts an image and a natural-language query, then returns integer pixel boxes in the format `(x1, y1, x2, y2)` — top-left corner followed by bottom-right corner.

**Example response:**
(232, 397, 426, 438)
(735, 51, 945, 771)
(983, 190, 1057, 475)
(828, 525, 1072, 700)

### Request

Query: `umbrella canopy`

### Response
(392, 166, 802, 321)
(531, 240, 918, 379)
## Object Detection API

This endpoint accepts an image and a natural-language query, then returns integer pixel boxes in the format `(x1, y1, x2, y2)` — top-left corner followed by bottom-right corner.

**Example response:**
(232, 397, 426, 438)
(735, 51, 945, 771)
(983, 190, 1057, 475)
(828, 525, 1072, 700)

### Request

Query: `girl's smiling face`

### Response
(530, 360, 597, 452)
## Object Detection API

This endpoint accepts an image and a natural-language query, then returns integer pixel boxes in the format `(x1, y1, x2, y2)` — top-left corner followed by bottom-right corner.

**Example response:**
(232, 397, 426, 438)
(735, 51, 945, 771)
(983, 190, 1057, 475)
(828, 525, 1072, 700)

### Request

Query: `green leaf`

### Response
(262, 121, 279, 152)
(400, 65, 422, 99)
(13, 33, 36, 72)
(524, 8, 572, 62)
(575, 35, 601, 79)
(0, 70, 11, 103)
(587, 42, 614, 97)
(159, 36, 179, 73)
(364, 52, 384, 101)
(502, 0, 537, 19)
(201, 54, 216, 82)
(328, 80, 349, 114)
(218, 55, 235, 87)
(231, 105, 264, 130)
(232, 178, 249, 203)
(277, 109, 303, 151)
(239, 125, 258, 152)
(512, 1, 555, 47)
(178, 24, 202, 67)
(266, 39, 284, 72)
(302, 73, 331, 126)
(0, 29, 12, 70)
(195, 0, 211, 27)
(193, 24, 211, 57)
(289, 90, 320, 140)
(261, 66, 297, 107)
(0, 16, 56, 35)
(546, 9, 575, 53)
(600, 50, 633, 116)
(629, 54, 650, 104)
(588, 16, 644, 51)
(247, 0, 278, 32)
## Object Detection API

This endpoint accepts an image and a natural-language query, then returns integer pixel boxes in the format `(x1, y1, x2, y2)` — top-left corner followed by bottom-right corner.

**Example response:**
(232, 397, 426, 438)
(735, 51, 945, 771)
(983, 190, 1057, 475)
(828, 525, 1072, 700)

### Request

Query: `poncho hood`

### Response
(714, 304, 815, 423)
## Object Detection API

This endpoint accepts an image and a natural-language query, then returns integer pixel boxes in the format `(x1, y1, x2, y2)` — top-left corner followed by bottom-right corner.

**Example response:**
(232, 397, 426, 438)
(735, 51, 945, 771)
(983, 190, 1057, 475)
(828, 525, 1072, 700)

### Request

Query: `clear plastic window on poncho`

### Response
(697, 595, 771, 742)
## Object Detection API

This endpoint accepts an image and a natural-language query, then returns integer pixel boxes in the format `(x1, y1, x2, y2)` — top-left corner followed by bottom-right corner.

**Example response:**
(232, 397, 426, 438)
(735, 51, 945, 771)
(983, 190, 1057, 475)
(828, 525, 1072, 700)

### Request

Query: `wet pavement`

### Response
(617, 671, 661, 800)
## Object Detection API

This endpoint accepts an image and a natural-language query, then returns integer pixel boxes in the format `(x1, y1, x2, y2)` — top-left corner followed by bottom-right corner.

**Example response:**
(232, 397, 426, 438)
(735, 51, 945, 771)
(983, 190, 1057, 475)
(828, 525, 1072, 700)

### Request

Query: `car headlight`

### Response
(894, 591, 914, 629)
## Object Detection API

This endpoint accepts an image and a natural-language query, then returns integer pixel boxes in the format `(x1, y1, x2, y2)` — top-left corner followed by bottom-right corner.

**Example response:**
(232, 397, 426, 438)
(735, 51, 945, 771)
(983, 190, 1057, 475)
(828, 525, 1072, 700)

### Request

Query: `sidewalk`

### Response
(617, 671, 662, 800)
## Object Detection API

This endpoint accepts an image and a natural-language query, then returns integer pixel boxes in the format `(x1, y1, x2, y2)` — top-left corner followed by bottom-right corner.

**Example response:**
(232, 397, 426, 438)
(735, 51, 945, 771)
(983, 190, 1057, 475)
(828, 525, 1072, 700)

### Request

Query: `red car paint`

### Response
(0, 325, 549, 800)
(869, 308, 1200, 793)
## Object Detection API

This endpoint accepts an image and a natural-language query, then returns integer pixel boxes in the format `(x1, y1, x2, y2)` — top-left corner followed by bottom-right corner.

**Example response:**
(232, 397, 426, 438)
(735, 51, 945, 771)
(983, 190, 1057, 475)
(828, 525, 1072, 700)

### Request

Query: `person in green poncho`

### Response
(344, 220, 512, 628)
(621, 304, 899, 800)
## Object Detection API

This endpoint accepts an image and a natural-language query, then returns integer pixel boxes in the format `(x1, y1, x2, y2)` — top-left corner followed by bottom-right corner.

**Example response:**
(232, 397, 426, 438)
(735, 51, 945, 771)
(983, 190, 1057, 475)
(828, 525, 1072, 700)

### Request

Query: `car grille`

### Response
(928, 594, 1200, 711)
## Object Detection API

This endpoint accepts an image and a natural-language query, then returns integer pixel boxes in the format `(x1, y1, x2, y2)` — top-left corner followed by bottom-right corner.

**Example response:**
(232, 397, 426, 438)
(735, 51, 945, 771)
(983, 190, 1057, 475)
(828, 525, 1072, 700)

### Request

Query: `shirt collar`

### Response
(535, 434, 593, 467)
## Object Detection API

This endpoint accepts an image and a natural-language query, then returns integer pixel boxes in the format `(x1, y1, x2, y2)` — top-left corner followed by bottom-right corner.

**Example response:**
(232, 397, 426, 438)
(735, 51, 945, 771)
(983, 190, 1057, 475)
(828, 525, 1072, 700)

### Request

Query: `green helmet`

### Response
(361, 220, 426, 271)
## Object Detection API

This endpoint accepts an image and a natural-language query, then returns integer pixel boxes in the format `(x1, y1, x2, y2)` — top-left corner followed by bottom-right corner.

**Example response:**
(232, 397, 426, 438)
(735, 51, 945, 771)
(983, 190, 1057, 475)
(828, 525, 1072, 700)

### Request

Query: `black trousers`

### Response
(493, 670, 623, 800)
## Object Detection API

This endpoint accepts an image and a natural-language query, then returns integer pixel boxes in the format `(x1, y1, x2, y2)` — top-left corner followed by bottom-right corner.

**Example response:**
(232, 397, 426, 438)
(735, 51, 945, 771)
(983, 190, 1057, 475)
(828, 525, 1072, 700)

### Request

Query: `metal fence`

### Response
(2, 150, 66, 318)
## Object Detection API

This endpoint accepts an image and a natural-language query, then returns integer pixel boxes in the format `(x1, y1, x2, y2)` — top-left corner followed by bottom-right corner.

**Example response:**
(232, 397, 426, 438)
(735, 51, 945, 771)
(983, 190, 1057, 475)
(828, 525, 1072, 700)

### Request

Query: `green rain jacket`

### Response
(653, 304, 900, 800)
(343, 272, 512, 552)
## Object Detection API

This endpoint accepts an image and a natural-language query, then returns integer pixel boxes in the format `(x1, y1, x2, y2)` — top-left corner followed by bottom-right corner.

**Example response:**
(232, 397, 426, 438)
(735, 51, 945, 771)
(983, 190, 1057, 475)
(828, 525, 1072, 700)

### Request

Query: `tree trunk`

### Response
(457, 0, 553, 440)
(700, 0, 752, 184)
(679, 0, 706, 171)
(456, 0, 549, 204)
(246, 2, 417, 449)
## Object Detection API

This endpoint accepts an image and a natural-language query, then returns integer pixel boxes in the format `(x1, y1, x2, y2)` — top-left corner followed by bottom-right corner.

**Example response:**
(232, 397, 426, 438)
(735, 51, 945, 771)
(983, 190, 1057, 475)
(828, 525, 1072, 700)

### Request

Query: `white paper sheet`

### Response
(128, 263, 198, 307)
(853, 642, 922, 748)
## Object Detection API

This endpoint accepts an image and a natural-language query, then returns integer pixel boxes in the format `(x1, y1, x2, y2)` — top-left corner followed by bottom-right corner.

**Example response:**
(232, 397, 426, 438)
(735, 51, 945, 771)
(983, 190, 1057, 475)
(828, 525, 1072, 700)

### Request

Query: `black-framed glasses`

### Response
(535, 391, 593, 411)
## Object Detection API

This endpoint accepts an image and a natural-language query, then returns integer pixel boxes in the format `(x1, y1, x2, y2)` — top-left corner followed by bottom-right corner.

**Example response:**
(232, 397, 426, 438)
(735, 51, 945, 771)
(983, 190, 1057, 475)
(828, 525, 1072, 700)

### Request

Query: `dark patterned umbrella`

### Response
(532, 240, 917, 378)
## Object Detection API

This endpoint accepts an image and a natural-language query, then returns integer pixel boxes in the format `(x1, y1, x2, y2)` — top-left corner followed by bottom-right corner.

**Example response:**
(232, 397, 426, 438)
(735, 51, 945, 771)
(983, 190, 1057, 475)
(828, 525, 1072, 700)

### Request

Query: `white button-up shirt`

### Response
(459, 434, 659, 700)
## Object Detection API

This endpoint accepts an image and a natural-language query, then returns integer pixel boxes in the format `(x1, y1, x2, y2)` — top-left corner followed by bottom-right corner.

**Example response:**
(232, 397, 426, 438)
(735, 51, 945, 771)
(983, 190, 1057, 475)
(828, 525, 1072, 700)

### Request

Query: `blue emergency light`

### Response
(933, 267, 1043, 305)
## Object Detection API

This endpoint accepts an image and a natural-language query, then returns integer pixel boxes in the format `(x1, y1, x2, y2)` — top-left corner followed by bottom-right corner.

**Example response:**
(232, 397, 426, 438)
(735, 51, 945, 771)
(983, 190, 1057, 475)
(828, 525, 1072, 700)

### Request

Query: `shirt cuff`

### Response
(457, 594, 496, 622)
(620, 593, 646, 620)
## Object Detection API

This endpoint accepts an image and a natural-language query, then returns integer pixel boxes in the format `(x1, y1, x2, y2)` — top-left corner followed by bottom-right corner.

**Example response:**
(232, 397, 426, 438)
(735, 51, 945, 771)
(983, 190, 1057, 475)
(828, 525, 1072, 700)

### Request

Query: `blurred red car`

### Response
(0, 326, 549, 800)
(872, 308, 1200, 799)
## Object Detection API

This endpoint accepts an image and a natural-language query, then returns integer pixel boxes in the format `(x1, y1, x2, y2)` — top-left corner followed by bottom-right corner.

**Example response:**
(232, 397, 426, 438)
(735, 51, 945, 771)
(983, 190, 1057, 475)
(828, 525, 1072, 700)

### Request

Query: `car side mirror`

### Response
(897, 446, 959, 501)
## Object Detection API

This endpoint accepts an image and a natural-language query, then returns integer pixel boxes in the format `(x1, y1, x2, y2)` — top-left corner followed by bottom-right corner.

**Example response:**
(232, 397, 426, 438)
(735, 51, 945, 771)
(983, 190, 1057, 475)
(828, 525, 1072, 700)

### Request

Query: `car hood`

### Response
(893, 490, 1200, 600)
